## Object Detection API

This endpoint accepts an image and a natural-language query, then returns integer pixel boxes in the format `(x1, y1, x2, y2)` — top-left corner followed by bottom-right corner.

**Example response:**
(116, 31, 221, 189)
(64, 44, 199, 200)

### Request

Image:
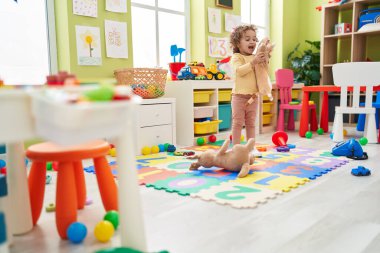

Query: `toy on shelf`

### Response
(217, 57, 232, 80)
(169, 44, 186, 81)
(331, 138, 368, 160)
(351, 166, 371, 177)
(46, 71, 79, 86)
(188, 138, 255, 178)
(316, 0, 348, 11)
(206, 64, 225, 80)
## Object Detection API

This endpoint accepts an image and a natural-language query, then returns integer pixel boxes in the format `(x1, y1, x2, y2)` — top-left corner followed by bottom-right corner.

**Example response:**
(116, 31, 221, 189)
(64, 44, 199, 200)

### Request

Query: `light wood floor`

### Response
(10, 132, 380, 253)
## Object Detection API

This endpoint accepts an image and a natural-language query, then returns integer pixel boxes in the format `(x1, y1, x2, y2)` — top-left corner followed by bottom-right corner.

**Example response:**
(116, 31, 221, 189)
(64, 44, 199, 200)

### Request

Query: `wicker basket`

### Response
(114, 68, 168, 99)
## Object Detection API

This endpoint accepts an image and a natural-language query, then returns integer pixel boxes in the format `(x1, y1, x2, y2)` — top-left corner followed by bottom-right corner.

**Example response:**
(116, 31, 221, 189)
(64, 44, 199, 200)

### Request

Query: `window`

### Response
(131, 0, 189, 69)
(0, 0, 57, 84)
(241, 0, 270, 39)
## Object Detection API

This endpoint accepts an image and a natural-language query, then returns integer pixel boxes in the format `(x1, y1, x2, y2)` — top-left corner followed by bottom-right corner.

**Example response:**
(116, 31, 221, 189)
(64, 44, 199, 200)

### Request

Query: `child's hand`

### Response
(251, 52, 266, 66)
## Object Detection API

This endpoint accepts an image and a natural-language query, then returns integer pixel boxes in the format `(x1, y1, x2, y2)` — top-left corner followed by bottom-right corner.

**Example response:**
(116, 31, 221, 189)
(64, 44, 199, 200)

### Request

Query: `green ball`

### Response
(317, 128, 324, 135)
(359, 137, 368, 146)
(305, 131, 313, 139)
(164, 143, 170, 151)
(196, 137, 205, 146)
(103, 210, 119, 230)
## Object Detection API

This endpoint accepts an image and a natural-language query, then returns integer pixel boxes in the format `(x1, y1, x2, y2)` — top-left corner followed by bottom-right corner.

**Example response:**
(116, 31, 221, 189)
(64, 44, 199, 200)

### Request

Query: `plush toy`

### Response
(254, 37, 275, 102)
(187, 138, 255, 178)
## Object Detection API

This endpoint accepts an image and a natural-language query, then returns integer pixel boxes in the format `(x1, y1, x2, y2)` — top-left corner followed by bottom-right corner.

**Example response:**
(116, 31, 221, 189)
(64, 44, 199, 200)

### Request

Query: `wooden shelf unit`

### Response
(320, 0, 380, 124)
(164, 80, 280, 146)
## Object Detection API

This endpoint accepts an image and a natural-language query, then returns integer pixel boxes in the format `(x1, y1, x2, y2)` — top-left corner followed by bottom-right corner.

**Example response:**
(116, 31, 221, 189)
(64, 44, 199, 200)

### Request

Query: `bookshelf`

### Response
(320, 0, 380, 124)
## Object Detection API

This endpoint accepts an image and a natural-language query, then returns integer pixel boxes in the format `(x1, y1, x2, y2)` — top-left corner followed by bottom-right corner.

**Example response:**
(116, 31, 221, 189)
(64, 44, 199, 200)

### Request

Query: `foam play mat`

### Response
(84, 144, 349, 209)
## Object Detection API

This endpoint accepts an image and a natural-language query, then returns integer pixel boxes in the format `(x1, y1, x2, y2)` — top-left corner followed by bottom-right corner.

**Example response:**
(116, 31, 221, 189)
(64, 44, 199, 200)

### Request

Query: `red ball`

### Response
(229, 134, 232, 141)
(208, 135, 217, 143)
(0, 167, 6, 175)
(52, 161, 59, 171)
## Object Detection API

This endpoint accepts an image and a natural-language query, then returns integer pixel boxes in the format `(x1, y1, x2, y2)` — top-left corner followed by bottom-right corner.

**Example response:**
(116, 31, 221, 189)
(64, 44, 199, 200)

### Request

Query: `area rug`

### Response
(84, 144, 349, 209)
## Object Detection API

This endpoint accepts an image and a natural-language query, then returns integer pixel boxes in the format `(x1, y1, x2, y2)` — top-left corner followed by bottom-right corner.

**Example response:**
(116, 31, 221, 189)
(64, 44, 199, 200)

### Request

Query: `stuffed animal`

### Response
(187, 138, 255, 178)
(254, 37, 275, 101)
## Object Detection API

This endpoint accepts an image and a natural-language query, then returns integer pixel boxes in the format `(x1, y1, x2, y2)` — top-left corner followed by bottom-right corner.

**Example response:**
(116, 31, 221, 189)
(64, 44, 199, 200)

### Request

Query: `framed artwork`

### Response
(216, 0, 233, 9)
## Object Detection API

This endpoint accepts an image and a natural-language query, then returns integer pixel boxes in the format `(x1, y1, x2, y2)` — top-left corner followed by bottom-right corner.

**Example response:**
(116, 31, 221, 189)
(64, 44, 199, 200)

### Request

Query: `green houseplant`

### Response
(287, 40, 321, 86)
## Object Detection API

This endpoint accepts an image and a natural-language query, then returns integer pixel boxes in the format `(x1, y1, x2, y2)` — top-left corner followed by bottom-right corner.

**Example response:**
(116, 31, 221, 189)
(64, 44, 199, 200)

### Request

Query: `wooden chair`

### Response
(26, 140, 117, 239)
(276, 69, 318, 132)
(332, 62, 380, 143)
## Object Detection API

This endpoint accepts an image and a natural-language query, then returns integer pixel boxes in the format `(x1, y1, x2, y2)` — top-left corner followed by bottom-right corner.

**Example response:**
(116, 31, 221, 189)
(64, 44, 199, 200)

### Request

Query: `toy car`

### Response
(351, 166, 371, 176)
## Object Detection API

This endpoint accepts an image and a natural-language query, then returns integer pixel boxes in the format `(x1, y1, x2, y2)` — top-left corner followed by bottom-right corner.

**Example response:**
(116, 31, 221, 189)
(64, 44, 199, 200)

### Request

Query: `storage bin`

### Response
(218, 104, 231, 130)
(193, 90, 213, 104)
(263, 95, 271, 102)
(218, 89, 232, 102)
(262, 102, 273, 113)
(194, 107, 214, 119)
(291, 89, 300, 99)
(194, 120, 222, 134)
(262, 113, 273, 125)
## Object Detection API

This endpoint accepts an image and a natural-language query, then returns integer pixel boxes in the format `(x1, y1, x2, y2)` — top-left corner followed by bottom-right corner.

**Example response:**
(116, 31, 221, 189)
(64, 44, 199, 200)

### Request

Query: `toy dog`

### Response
(187, 138, 255, 178)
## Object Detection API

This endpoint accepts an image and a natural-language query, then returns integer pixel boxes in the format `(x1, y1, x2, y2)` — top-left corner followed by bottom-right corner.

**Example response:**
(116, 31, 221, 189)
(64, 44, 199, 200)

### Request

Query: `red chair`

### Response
(26, 140, 117, 239)
(276, 69, 318, 132)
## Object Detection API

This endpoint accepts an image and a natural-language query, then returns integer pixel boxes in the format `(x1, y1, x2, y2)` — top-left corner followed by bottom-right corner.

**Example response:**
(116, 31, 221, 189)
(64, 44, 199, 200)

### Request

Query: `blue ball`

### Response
(0, 159, 6, 168)
(158, 144, 165, 152)
(67, 222, 87, 244)
(329, 133, 334, 140)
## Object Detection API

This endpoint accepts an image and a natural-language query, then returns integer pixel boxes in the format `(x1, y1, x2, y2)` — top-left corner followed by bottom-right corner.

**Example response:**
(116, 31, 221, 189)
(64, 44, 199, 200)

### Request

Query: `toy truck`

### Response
(177, 66, 196, 80)
(206, 64, 225, 80)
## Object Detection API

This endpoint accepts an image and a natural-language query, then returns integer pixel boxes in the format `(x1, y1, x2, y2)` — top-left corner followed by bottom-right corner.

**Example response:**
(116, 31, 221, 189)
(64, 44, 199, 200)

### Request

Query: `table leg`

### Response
(6, 142, 33, 235)
(320, 91, 329, 133)
(299, 91, 310, 137)
(116, 106, 147, 251)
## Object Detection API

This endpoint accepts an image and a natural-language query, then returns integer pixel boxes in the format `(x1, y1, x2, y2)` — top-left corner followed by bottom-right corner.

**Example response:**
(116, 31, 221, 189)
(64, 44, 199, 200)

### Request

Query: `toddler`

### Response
(229, 24, 272, 152)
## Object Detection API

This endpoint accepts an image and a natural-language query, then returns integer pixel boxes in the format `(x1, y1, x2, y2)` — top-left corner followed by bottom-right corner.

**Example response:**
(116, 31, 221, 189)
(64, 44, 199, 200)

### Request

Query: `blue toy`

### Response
(66, 222, 87, 244)
(331, 138, 368, 160)
(276, 146, 290, 152)
(351, 166, 371, 176)
(358, 8, 380, 29)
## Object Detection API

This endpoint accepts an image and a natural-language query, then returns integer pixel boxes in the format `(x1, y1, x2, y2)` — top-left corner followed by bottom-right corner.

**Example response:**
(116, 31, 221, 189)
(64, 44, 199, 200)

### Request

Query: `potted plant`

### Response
(287, 40, 321, 86)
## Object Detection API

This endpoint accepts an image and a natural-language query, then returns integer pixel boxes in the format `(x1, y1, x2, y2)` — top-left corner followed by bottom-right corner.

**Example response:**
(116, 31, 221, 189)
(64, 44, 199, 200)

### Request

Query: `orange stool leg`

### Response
(28, 161, 46, 225)
(56, 162, 77, 239)
(73, 161, 86, 209)
(93, 156, 118, 211)
(310, 108, 318, 131)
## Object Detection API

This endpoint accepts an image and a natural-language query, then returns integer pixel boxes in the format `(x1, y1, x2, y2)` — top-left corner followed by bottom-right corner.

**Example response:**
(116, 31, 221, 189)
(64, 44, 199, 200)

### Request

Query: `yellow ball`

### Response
(109, 148, 117, 157)
(240, 135, 245, 142)
(94, 220, 114, 243)
(141, 146, 151, 155)
(343, 129, 347, 136)
(151, 145, 159, 154)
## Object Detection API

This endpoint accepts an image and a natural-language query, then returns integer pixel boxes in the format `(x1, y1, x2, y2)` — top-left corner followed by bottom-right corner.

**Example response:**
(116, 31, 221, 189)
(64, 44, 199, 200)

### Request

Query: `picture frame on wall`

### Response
(216, 0, 233, 9)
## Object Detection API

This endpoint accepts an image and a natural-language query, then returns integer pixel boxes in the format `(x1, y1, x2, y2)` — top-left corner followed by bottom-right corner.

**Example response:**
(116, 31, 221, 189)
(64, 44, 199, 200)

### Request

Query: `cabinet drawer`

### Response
(138, 103, 172, 127)
(138, 125, 174, 152)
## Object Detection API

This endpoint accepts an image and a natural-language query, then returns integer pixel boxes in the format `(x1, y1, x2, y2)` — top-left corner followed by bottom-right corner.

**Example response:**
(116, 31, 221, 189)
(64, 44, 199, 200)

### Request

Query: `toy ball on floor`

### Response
(167, 145, 176, 152)
(94, 220, 115, 243)
(208, 135, 217, 143)
(305, 131, 313, 139)
(343, 129, 347, 136)
(141, 146, 151, 155)
(197, 137, 205, 146)
(241, 135, 245, 142)
(67, 222, 87, 244)
(317, 128, 324, 135)
(229, 134, 232, 141)
(151, 145, 160, 154)
(104, 210, 119, 230)
(330, 133, 334, 139)
(359, 137, 368, 146)
(164, 143, 170, 151)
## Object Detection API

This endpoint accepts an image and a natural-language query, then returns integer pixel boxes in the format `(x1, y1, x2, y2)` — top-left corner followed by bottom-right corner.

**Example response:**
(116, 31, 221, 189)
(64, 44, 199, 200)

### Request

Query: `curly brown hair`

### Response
(230, 24, 258, 54)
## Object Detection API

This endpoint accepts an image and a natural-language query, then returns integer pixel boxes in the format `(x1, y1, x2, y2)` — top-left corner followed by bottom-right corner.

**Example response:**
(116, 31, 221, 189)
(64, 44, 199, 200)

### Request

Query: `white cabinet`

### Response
(164, 80, 258, 146)
(135, 98, 176, 153)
